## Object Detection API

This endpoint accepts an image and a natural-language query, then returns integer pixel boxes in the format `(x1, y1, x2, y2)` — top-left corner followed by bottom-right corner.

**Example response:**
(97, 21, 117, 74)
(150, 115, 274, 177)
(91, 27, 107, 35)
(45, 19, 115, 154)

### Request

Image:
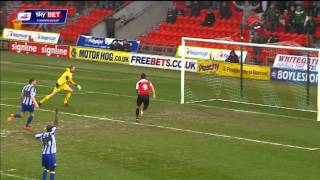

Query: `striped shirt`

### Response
(21, 84, 36, 106)
(35, 127, 57, 155)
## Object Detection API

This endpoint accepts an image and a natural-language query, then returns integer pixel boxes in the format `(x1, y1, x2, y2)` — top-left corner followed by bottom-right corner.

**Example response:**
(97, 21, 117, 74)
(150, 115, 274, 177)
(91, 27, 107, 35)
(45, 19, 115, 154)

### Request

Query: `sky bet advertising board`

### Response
(17, 9, 67, 24)
(76, 35, 140, 52)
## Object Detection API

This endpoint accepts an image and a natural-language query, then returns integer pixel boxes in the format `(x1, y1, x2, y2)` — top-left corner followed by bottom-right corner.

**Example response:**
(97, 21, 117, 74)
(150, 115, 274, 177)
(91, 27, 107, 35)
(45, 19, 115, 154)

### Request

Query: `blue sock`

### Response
(42, 170, 48, 180)
(15, 114, 21, 118)
(26, 116, 33, 126)
(50, 172, 55, 180)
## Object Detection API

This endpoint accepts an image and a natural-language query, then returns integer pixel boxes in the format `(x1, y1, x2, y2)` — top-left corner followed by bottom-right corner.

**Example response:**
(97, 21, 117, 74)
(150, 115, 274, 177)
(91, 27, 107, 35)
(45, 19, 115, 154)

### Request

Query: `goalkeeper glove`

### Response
(76, 84, 82, 90)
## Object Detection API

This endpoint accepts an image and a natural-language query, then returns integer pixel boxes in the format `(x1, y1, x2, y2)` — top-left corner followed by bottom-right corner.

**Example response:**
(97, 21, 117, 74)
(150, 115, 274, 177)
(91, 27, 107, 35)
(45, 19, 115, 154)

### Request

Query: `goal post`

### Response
(180, 37, 320, 121)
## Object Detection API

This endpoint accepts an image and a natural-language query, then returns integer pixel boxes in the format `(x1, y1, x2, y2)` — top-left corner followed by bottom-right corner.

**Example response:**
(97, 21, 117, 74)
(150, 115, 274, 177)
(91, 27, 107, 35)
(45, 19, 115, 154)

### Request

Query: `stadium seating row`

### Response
(138, 2, 314, 66)
(58, 9, 113, 43)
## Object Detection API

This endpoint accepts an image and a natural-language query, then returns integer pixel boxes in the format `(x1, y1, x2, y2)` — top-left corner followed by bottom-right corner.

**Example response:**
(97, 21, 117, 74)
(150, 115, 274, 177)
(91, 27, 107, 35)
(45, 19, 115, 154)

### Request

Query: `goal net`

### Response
(180, 37, 320, 121)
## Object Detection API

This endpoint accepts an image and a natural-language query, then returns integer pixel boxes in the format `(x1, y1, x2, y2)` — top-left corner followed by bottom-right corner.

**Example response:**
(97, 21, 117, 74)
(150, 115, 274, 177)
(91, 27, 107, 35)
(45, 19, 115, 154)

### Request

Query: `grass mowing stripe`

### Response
(1, 103, 319, 151)
(3, 59, 317, 116)
(1, 80, 315, 121)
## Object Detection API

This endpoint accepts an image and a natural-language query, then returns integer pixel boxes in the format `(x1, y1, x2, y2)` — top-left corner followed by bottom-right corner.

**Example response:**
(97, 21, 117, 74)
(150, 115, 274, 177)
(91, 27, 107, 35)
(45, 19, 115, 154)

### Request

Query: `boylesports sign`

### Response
(271, 68, 318, 85)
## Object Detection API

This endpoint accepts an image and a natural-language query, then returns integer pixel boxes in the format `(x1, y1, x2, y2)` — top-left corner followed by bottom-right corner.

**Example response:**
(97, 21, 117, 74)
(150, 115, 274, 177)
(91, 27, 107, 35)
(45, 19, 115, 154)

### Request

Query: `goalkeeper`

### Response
(39, 65, 81, 106)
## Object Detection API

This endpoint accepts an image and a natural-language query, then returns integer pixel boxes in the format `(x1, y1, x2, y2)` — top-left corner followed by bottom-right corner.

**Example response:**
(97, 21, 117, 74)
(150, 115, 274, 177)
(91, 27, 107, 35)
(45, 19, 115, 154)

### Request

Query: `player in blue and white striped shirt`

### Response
(7, 78, 39, 131)
(35, 108, 59, 180)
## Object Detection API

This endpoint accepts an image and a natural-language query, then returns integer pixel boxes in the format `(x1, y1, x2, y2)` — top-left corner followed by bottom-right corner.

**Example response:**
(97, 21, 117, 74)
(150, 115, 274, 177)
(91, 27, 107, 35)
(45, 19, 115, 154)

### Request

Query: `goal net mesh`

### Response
(182, 38, 318, 113)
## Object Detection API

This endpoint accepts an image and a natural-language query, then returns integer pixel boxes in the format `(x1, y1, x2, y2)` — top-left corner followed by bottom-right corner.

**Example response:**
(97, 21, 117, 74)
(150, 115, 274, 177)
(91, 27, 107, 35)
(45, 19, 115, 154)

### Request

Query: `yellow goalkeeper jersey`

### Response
(57, 68, 76, 86)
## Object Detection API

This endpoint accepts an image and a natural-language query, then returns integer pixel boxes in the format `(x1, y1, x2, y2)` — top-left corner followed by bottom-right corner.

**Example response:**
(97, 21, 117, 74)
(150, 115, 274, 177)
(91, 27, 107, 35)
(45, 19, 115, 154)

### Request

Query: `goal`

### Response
(180, 37, 320, 121)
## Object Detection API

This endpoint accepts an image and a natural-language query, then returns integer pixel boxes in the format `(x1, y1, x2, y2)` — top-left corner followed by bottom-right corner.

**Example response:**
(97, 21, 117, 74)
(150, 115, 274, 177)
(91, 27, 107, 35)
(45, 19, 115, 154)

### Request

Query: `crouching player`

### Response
(35, 108, 59, 180)
(135, 73, 156, 122)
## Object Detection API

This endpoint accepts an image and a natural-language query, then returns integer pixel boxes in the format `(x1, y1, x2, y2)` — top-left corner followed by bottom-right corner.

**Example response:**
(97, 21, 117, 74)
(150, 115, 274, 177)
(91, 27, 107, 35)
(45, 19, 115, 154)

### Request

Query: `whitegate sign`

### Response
(176, 45, 247, 62)
(273, 54, 319, 72)
(2, 28, 60, 44)
(130, 53, 197, 72)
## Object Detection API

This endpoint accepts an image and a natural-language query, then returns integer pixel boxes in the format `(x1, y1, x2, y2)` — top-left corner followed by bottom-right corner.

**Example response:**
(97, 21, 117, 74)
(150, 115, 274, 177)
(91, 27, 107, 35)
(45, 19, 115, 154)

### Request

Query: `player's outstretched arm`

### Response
(54, 108, 59, 127)
(71, 77, 82, 90)
(31, 96, 39, 108)
(151, 86, 156, 99)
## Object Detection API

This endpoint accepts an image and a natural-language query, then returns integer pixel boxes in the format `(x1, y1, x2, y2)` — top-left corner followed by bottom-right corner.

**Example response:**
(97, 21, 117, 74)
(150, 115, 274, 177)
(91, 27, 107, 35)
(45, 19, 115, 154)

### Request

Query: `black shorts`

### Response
(137, 95, 149, 110)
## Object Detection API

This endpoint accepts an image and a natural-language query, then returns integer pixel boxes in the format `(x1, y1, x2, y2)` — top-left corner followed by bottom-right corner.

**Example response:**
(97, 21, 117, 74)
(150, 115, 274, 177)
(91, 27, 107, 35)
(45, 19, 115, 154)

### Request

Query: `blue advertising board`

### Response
(76, 35, 140, 52)
(77, 35, 107, 49)
(18, 9, 68, 24)
(270, 68, 318, 85)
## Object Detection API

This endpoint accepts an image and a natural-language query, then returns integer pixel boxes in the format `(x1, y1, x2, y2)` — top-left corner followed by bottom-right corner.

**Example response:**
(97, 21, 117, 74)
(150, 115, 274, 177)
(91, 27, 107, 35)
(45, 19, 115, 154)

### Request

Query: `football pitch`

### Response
(1, 51, 320, 180)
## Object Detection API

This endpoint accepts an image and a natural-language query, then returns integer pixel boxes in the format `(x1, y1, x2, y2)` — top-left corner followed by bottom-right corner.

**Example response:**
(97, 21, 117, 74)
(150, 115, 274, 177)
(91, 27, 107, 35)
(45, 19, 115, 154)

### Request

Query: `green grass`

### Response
(1, 51, 320, 180)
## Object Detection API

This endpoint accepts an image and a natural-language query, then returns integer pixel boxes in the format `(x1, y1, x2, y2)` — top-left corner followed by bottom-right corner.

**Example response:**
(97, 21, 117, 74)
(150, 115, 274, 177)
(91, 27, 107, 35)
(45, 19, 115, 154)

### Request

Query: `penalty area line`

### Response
(0, 172, 36, 180)
(1, 103, 319, 151)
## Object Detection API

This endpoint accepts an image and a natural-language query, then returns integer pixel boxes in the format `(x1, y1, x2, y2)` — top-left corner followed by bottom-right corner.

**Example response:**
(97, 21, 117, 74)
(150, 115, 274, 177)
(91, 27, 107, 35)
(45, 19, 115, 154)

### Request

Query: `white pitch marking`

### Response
(1, 60, 317, 116)
(1, 61, 133, 81)
(0, 172, 36, 180)
(1, 103, 319, 151)
(1, 60, 95, 73)
(6, 169, 17, 172)
(1, 80, 49, 87)
(187, 98, 317, 113)
(1, 80, 315, 121)
(0, 97, 21, 100)
(0, 80, 171, 102)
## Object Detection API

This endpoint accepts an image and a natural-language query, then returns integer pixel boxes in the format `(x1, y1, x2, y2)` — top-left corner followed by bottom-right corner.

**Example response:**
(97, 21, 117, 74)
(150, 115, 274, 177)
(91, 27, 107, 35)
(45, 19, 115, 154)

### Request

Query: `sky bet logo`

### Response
(36, 11, 62, 18)
(17, 12, 32, 21)
(18, 9, 67, 24)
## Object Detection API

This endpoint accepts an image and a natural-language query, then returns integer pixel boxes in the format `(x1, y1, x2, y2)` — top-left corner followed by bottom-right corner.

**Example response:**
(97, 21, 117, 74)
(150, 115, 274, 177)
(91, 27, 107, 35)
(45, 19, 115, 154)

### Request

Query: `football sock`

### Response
(26, 116, 33, 126)
(42, 169, 48, 180)
(49, 172, 55, 180)
(136, 108, 139, 117)
(64, 92, 72, 104)
(14, 114, 21, 118)
(40, 94, 52, 104)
